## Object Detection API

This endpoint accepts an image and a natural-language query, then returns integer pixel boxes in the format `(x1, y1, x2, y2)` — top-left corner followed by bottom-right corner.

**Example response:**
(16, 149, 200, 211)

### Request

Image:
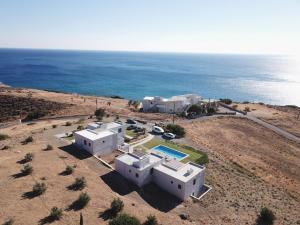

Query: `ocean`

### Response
(0, 48, 299, 106)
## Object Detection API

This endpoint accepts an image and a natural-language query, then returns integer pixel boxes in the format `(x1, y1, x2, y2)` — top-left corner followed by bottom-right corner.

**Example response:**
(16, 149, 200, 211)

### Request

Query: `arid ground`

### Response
(1, 87, 300, 225)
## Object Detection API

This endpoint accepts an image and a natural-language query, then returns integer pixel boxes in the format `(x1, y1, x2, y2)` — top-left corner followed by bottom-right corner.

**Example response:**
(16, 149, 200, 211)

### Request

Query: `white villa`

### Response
(115, 151, 206, 201)
(74, 122, 128, 156)
(142, 94, 202, 113)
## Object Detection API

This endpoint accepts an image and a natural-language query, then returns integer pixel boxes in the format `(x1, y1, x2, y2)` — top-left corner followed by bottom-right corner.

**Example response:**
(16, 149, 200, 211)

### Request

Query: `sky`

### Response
(0, 0, 299, 55)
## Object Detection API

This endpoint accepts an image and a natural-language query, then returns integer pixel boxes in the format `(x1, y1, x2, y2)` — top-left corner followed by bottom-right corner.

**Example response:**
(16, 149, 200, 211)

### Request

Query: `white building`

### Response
(74, 122, 127, 156)
(115, 151, 206, 201)
(142, 94, 202, 113)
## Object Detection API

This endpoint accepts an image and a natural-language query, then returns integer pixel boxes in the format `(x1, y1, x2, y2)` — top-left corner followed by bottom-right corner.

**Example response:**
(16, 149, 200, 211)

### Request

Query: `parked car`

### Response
(127, 124, 137, 130)
(127, 119, 137, 124)
(163, 133, 176, 139)
(152, 126, 164, 134)
(134, 127, 144, 133)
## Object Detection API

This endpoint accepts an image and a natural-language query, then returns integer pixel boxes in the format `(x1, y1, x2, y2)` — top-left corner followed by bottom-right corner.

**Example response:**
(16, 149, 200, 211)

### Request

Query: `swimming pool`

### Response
(152, 145, 188, 160)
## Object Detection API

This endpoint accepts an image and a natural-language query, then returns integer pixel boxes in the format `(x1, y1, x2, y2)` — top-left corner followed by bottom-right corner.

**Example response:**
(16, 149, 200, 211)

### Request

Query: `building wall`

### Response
(92, 134, 117, 156)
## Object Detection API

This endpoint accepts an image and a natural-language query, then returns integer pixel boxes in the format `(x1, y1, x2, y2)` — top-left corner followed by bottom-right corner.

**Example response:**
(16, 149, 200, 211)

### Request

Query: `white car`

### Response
(163, 133, 176, 139)
(152, 126, 164, 134)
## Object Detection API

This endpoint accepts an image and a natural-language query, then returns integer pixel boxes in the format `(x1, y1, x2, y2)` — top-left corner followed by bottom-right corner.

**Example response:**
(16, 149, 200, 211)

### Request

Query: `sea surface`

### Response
(0, 48, 299, 106)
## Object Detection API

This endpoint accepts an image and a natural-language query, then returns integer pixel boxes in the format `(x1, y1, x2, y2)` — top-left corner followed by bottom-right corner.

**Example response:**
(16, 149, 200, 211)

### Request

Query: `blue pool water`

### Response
(152, 145, 188, 160)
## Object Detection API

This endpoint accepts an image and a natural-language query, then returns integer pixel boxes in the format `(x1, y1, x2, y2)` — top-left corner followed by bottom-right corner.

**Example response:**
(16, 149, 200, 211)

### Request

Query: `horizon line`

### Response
(0, 46, 286, 56)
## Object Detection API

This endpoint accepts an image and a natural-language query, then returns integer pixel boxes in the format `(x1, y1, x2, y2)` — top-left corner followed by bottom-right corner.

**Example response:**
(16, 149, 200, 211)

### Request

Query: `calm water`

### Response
(0, 48, 299, 106)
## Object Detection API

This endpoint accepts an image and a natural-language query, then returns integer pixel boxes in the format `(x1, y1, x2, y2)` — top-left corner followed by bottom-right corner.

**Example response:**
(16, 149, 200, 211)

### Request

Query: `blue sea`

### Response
(0, 48, 299, 106)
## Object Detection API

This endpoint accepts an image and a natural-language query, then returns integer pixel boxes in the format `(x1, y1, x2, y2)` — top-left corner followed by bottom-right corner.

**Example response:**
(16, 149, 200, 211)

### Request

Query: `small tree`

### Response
(52, 124, 57, 128)
(22, 164, 33, 175)
(49, 207, 63, 220)
(45, 144, 53, 150)
(143, 215, 158, 225)
(65, 121, 72, 126)
(95, 108, 105, 121)
(220, 98, 232, 105)
(76, 192, 90, 209)
(110, 198, 124, 216)
(70, 177, 87, 190)
(33, 182, 47, 195)
(165, 124, 186, 138)
(256, 207, 275, 225)
(24, 153, 34, 162)
(65, 165, 74, 175)
(109, 213, 141, 225)
(0, 133, 9, 141)
(77, 125, 84, 130)
(2, 218, 14, 225)
(22, 136, 33, 144)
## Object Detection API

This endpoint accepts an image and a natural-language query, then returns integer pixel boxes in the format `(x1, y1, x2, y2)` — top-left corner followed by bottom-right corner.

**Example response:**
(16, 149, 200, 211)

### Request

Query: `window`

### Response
(84, 140, 87, 145)
(150, 101, 153, 104)
(150, 168, 154, 175)
(102, 140, 105, 143)
(193, 179, 196, 185)
(88, 143, 91, 147)
(129, 169, 131, 173)
(178, 184, 181, 190)
(171, 181, 173, 184)
(135, 173, 139, 178)
(118, 128, 122, 133)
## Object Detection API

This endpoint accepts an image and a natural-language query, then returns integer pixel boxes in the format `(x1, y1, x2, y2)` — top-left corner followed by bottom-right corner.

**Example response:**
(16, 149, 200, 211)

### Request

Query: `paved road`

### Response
(245, 115, 300, 144)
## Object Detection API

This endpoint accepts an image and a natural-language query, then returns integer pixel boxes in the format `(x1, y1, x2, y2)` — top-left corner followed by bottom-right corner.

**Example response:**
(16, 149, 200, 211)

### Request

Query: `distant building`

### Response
(115, 151, 206, 201)
(74, 122, 128, 156)
(142, 94, 202, 113)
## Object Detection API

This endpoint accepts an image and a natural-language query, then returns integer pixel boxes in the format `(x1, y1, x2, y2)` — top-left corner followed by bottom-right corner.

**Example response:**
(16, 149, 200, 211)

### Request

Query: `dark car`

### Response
(127, 124, 137, 130)
(134, 127, 144, 133)
(127, 119, 137, 124)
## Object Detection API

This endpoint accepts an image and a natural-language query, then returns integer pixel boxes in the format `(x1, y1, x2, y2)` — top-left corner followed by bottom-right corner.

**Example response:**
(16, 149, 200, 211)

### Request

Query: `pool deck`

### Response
(150, 145, 189, 161)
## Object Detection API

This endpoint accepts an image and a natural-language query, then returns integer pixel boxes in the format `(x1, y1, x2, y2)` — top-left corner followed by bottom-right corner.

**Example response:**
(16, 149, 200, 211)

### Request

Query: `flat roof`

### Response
(116, 153, 162, 170)
(154, 161, 204, 182)
(75, 129, 114, 141)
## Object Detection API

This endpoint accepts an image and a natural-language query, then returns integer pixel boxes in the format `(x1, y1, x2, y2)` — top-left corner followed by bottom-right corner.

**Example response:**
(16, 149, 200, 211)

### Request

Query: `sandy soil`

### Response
(181, 117, 300, 225)
(232, 102, 300, 137)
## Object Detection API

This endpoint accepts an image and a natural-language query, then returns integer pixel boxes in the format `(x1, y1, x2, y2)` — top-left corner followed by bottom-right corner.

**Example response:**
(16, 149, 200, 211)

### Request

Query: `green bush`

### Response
(220, 98, 232, 105)
(65, 165, 74, 175)
(2, 218, 14, 225)
(165, 124, 185, 138)
(0, 133, 9, 141)
(24, 110, 45, 121)
(76, 192, 90, 209)
(95, 108, 106, 120)
(256, 207, 275, 225)
(187, 104, 203, 114)
(52, 124, 57, 128)
(195, 153, 209, 165)
(65, 121, 72, 126)
(109, 213, 141, 225)
(70, 177, 86, 190)
(33, 182, 47, 195)
(49, 207, 63, 220)
(22, 164, 33, 175)
(110, 198, 124, 216)
(77, 125, 84, 130)
(143, 215, 158, 225)
(22, 136, 33, 144)
(244, 106, 250, 112)
(45, 144, 53, 150)
(24, 152, 34, 162)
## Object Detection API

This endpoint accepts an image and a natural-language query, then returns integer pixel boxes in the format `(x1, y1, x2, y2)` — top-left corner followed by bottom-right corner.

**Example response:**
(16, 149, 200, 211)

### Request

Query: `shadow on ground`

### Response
(11, 172, 28, 179)
(59, 144, 91, 160)
(39, 215, 57, 225)
(100, 171, 181, 212)
(99, 209, 117, 221)
(22, 190, 40, 199)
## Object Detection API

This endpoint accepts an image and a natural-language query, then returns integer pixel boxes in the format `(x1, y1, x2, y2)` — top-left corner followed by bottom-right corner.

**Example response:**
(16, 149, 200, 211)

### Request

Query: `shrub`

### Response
(76, 192, 90, 209)
(1, 145, 9, 150)
(256, 207, 275, 225)
(0, 133, 9, 141)
(52, 124, 57, 128)
(232, 105, 238, 109)
(77, 125, 84, 130)
(45, 144, 53, 150)
(109, 213, 141, 225)
(143, 215, 158, 225)
(220, 98, 232, 105)
(24, 153, 34, 162)
(70, 177, 87, 190)
(24, 110, 45, 121)
(22, 164, 33, 175)
(32, 182, 47, 195)
(110, 198, 124, 216)
(49, 207, 63, 220)
(244, 106, 250, 112)
(165, 124, 185, 138)
(65, 121, 72, 126)
(65, 165, 74, 175)
(2, 218, 14, 225)
(22, 136, 33, 144)
(195, 153, 209, 165)
(95, 108, 106, 121)
(187, 104, 203, 114)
